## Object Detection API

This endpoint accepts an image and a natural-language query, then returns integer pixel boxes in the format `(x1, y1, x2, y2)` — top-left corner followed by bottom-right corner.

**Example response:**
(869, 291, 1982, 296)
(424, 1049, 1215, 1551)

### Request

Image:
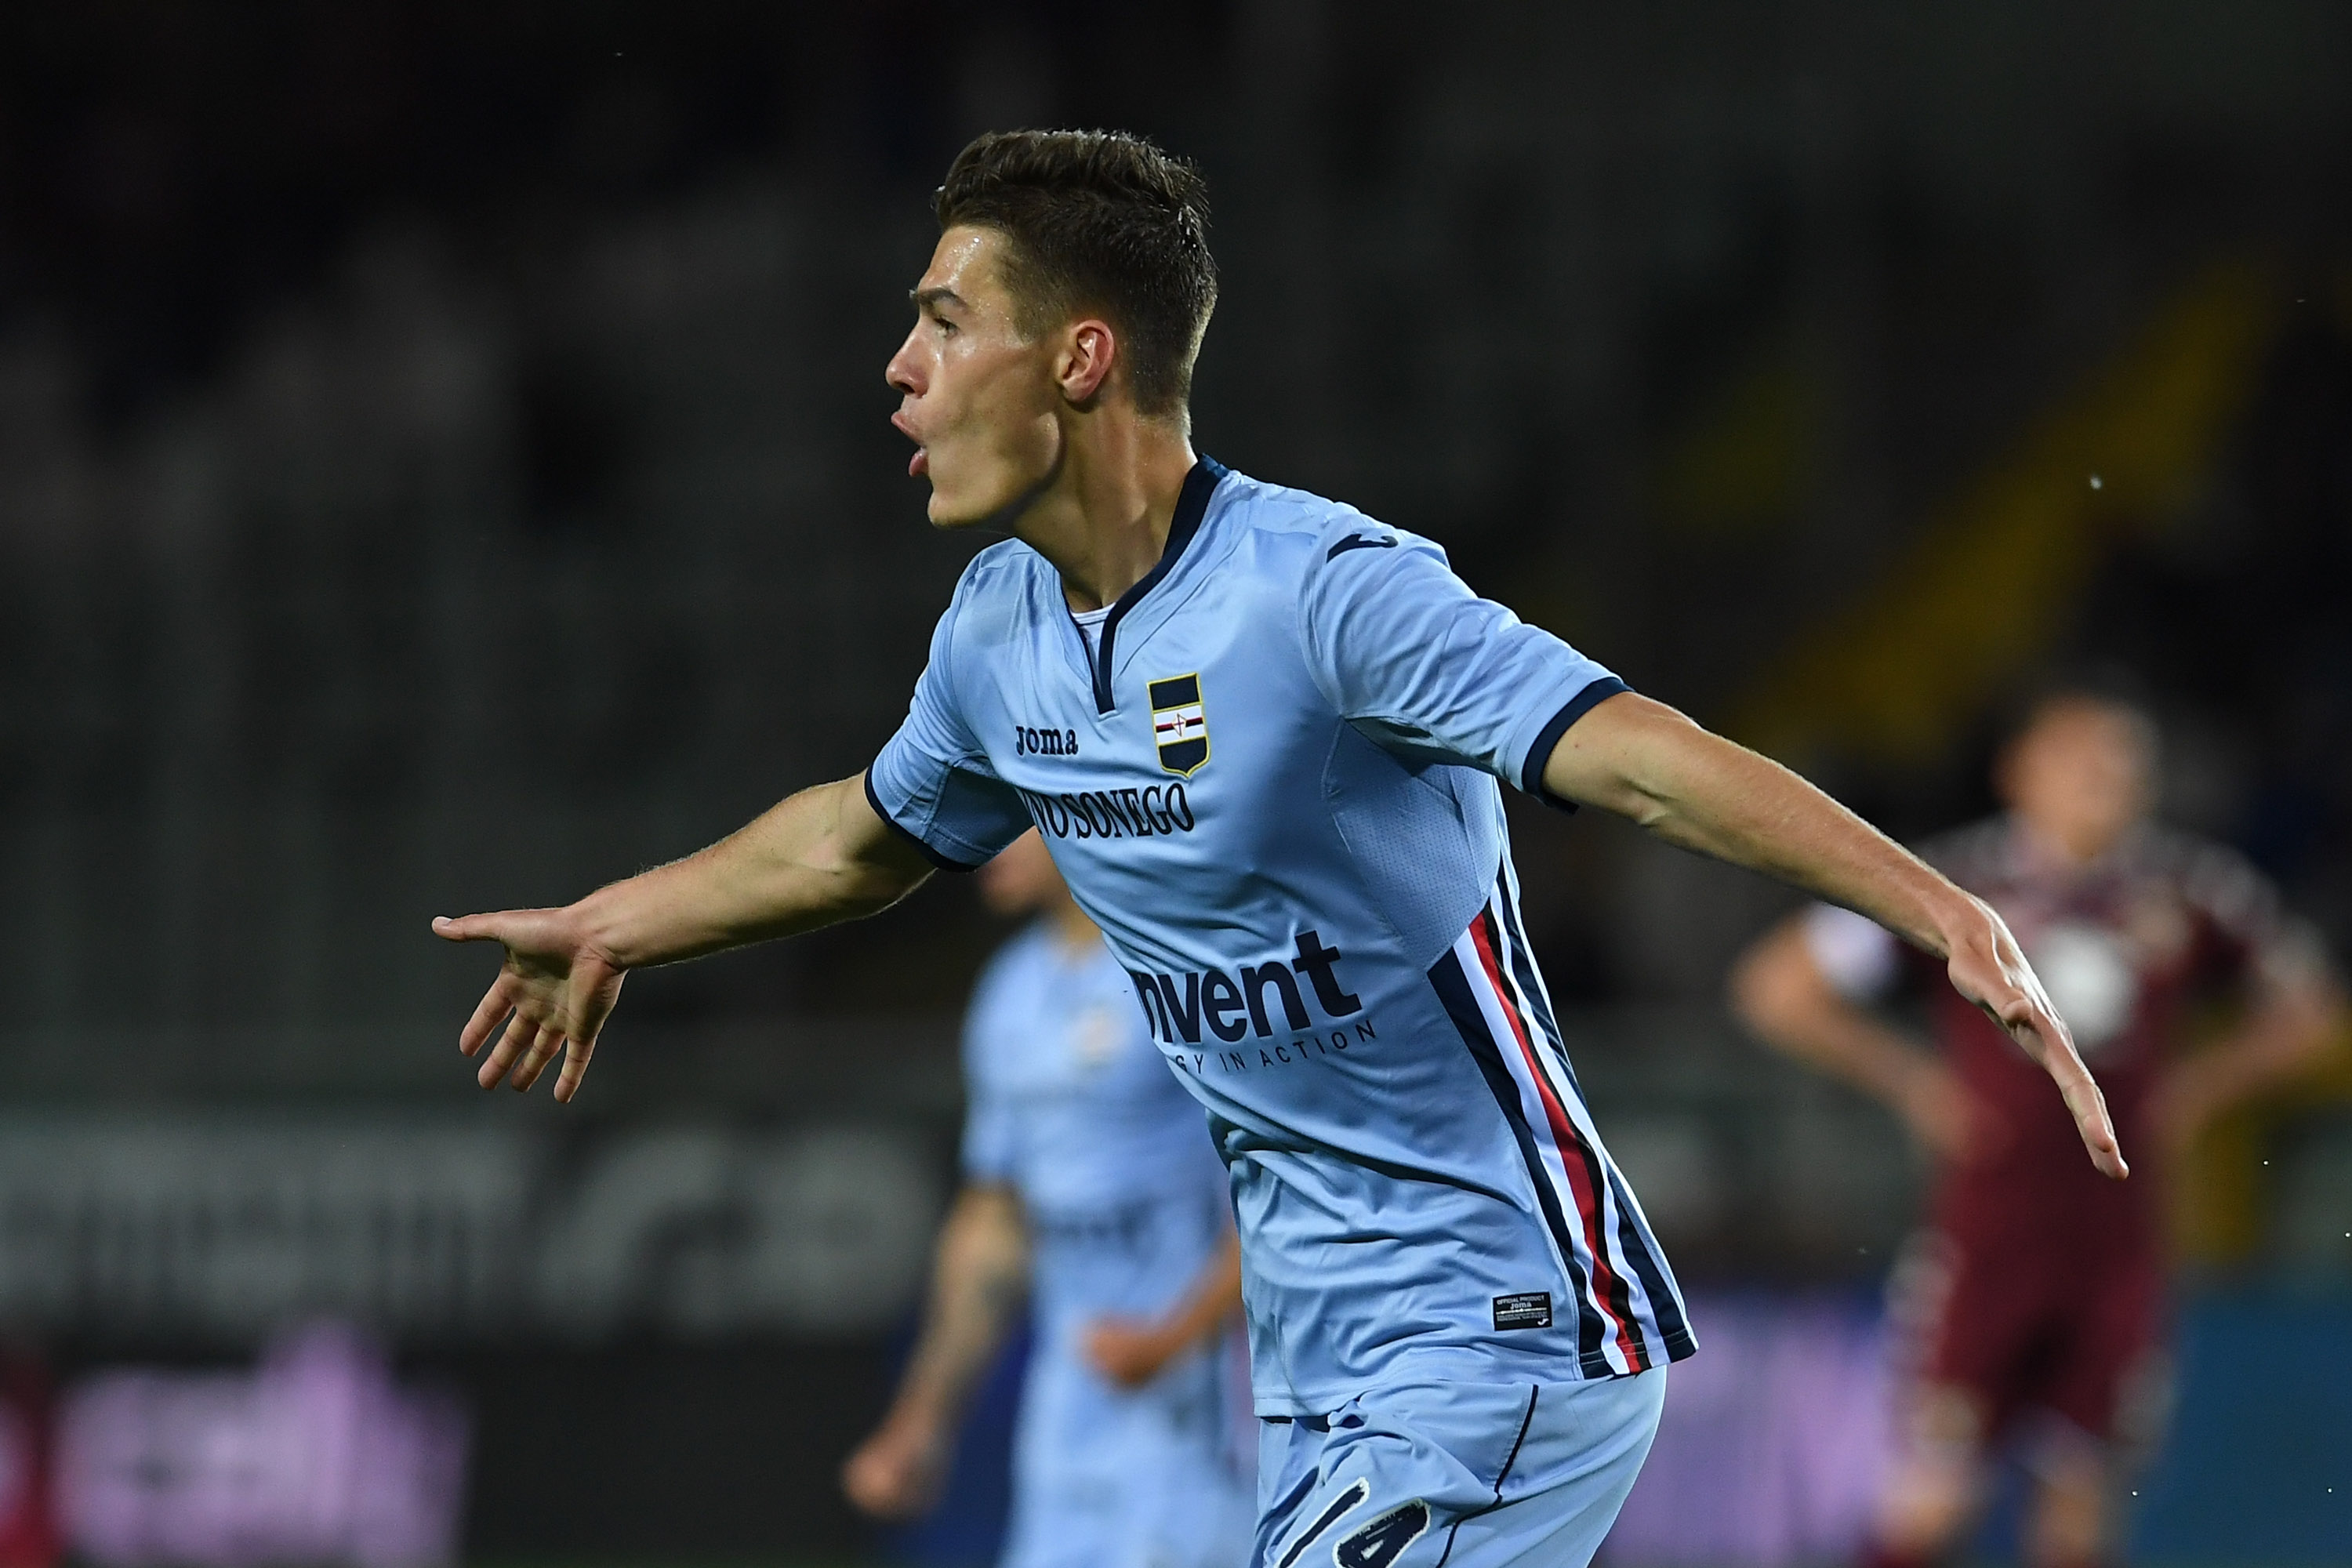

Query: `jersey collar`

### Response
(1084, 456, 1227, 714)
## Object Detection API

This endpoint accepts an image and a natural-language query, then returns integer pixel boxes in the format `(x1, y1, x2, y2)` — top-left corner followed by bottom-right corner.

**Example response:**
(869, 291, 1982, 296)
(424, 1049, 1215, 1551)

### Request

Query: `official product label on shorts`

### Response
(1492, 1291, 1552, 1330)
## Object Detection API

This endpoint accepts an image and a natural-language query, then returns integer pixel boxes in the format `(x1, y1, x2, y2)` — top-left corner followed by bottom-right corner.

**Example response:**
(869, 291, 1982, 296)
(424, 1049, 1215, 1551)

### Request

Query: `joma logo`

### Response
(1014, 725, 1080, 757)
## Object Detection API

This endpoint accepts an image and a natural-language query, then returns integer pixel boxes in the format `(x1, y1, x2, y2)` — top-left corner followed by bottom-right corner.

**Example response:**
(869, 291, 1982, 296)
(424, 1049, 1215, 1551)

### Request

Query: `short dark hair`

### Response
(935, 129, 1217, 417)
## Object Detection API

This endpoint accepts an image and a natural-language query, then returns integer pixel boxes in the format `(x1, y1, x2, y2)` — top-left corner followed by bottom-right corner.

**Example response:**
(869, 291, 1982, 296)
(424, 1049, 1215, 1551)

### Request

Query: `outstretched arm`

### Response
(1546, 692, 2125, 1178)
(433, 771, 934, 1101)
(1731, 916, 1984, 1163)
(1082, 1231, 1243, 1388)
(842, 1185, 1029, 1520)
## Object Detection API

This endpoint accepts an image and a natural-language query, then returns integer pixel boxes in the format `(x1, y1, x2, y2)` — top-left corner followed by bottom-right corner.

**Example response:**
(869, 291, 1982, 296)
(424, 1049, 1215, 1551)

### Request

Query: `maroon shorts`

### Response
(1891, 1221, 2169, 1448)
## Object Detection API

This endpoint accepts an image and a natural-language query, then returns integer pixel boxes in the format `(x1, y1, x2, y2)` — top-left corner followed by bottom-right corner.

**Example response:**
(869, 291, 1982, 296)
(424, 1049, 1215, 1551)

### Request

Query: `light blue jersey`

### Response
(873, 459, 1694, 1421)
(961, 921, 1251, 1568)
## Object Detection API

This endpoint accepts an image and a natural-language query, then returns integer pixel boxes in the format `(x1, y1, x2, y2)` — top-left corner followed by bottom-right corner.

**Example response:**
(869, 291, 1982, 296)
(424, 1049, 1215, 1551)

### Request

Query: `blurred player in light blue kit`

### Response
(844, 829, 1252, 1568)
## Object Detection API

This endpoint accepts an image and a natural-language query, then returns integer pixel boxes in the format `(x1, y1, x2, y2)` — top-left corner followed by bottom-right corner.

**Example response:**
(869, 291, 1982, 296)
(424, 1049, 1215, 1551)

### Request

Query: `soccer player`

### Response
(1732, 682, 2339, 1568)
(435, 130, 2123, 1567)
(841, 829, 1252, 1568)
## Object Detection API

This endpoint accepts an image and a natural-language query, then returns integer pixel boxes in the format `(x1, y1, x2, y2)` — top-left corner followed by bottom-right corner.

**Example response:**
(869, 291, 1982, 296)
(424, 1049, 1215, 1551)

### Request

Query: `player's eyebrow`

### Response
(911, 285, 965, 312)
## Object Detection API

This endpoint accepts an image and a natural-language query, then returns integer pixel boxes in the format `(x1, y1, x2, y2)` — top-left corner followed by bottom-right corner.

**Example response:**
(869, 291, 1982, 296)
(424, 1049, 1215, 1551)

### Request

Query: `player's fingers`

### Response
(477, 1011, 536, 1090)
(2077, 1104, 2126, 1179)
(551, 1033, 597, 1104)
(2071, 1101, 2128, 1180)
(1987, 990, 2079, 1087)
(2051, 1055, 2128, 1180)
(1994, 993, 2127, 1179)
(528, 1025, 572, 1091)
(510, 1024, 565, 1093)
(458, 975, 519, 1057)
(431, 912, 507, 944)
(854, 1469, 919, 1520)
(844, 1442, 918, 1519)
(502, 1027, 545, 1092)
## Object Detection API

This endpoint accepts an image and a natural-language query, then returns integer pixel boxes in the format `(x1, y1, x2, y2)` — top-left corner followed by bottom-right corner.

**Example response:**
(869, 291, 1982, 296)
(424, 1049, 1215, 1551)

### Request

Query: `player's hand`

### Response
(1941, 898, 2128, 1180)
(432, 906, 626, 1102)
(1082, 1316, 1181, 1388)
(842, 1410, 950, 1519)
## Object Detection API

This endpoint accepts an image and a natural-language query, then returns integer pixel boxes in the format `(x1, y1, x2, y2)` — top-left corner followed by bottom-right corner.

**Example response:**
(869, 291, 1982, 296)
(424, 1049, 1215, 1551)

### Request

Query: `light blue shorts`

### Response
(1252, 1370, 1667, 1568)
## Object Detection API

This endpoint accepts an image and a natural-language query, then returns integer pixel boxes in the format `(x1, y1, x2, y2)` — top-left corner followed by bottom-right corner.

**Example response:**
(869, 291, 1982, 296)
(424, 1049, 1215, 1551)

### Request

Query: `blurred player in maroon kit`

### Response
(0, 1344, 56, 1568)
(1733, 681, 2339, 1568)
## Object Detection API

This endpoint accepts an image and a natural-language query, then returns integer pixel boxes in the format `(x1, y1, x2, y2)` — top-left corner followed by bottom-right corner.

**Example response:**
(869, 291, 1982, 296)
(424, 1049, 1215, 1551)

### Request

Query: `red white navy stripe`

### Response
(1489, 856, 1688, 1350)
(1448, 887, 1667, 1375)
(1486, 860, 1693, 1363)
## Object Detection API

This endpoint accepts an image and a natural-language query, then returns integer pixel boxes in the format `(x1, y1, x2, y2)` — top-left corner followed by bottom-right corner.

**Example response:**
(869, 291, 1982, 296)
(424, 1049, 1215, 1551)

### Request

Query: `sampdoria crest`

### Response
(1149, 673, 1209, 777)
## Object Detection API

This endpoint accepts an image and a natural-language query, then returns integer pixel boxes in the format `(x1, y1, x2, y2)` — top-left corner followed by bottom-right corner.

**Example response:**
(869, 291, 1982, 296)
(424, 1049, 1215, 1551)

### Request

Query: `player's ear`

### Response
(1058, 318, 1117, 406)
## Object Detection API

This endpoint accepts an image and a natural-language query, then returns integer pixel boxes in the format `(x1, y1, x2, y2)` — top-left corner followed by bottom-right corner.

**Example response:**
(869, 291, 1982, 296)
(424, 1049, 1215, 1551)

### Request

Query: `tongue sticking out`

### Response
(909, 448, 929, 477)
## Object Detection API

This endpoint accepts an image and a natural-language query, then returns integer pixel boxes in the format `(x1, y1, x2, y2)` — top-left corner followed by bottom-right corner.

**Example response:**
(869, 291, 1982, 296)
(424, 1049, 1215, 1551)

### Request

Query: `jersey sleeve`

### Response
(865, 587, 1034, 872)
(2178, 840, 2333, 993)
(1296, 521, 1627, 804)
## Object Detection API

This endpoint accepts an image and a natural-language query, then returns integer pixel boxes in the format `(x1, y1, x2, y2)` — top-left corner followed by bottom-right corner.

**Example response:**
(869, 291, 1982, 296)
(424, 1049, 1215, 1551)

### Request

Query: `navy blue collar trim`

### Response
(1087, 456, 1226, 714)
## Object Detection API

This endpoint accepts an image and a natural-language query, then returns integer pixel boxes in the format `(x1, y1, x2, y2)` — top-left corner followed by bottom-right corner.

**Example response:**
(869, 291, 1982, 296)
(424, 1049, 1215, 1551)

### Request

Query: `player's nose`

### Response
(884, 334, 924, 397)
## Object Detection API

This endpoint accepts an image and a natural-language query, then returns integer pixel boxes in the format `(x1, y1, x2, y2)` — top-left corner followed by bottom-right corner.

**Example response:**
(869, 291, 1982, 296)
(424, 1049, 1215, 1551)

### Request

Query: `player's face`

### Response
(885, 227, 1065, 529)
(1998, 699, 2157, 862)
(979, 829, 1069, 917)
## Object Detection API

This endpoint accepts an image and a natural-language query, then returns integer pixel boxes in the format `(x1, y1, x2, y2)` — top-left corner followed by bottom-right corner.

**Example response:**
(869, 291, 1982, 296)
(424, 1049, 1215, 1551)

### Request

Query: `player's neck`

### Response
(1009, 413, 1197, 613)
(2013, 811, 2133, 872)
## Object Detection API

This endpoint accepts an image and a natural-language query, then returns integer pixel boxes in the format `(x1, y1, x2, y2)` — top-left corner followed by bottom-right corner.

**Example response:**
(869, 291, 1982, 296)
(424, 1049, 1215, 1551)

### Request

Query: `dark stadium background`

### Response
(1, 3, 2347, 1565)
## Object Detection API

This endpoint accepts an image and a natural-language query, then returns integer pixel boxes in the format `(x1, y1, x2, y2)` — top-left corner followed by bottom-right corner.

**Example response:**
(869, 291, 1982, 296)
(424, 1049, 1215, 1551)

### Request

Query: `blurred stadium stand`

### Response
(1, 2, 2349, 1562)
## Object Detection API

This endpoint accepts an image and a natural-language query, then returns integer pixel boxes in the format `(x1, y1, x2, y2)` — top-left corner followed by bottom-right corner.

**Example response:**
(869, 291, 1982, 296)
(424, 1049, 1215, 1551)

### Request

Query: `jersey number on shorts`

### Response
(1334, 1500, 1431, 1568)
